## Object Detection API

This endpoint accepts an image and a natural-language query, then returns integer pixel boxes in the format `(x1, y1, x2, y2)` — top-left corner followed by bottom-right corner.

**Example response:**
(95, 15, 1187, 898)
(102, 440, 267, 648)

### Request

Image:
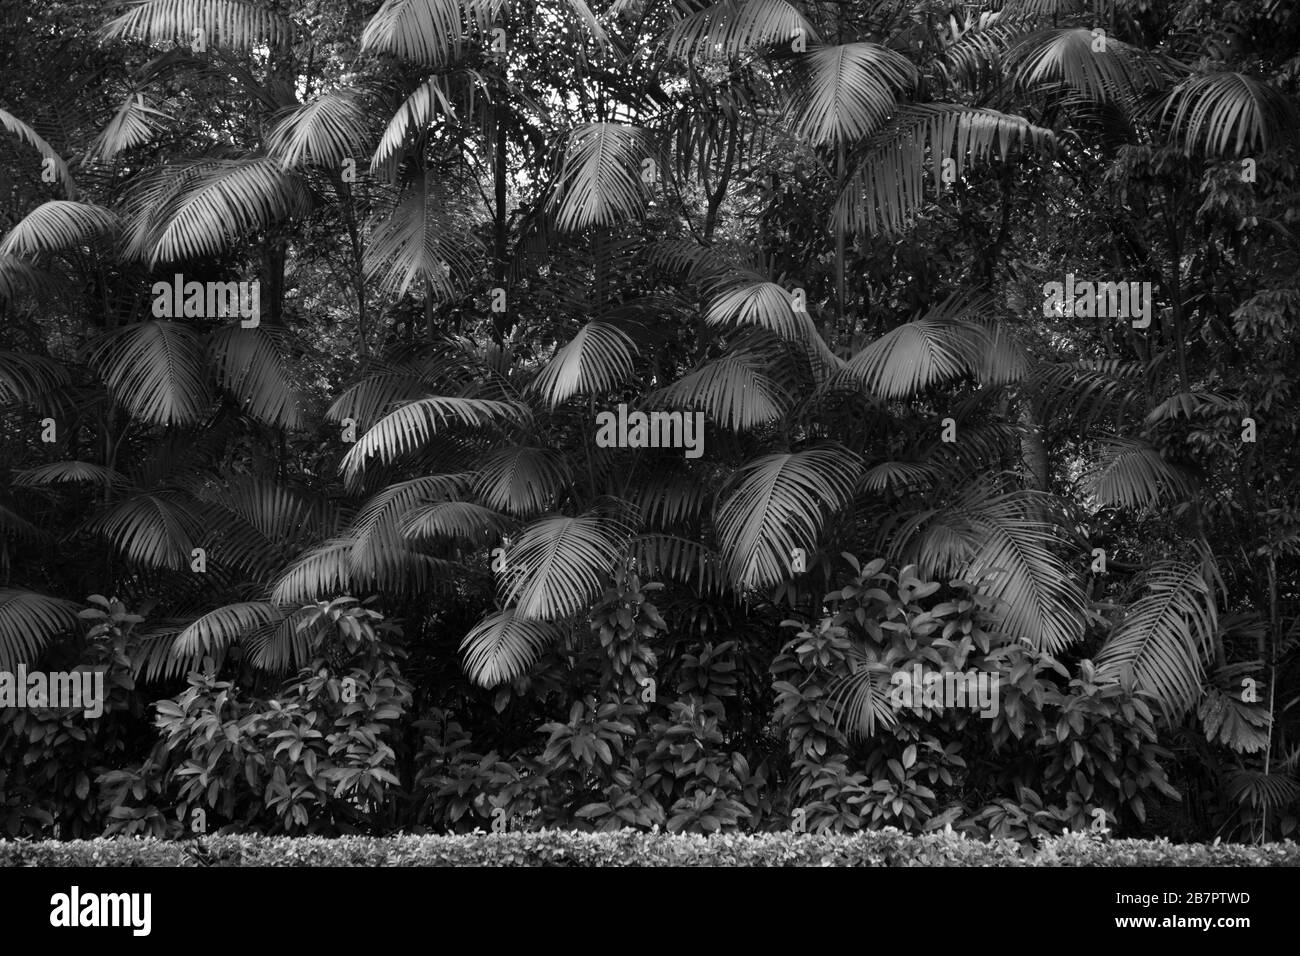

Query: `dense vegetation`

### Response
(1, 0, 1298, 845)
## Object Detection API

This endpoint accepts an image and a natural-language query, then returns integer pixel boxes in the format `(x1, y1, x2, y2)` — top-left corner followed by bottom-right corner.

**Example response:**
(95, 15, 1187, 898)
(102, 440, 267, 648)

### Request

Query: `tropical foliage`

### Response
(1, 0, 1298, 842)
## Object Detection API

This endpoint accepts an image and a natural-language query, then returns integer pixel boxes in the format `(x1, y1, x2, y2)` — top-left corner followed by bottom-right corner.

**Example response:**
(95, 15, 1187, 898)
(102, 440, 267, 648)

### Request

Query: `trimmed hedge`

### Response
(2, 830, 1297, 866)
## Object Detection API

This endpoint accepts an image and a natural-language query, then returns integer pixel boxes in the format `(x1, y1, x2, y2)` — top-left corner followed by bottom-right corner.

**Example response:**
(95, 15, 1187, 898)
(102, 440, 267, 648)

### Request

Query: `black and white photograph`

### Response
(0, 0, 1296, 934)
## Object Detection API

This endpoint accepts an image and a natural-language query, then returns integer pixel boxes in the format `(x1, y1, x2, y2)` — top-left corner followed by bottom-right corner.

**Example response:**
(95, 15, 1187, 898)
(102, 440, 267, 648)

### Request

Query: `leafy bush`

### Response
(97, 599, 411, 836)
(2, 830, 1296, 867)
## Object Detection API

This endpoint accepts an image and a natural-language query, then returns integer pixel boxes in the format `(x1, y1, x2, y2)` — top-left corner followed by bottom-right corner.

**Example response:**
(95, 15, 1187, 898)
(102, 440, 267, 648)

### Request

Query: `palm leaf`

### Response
(340, 396, 527, 484)
(98, 0, 293, 50)
(787, 43, 917, 145)
(12, 461, 130, 489)
(0, 589, 81, 670)
(530, 322, 639, 409)
(349, 473, 474, 537)
(706, 279, 803, 338)
(1009, 27, 1169, 102)
(1223, 770, 1300, 810)
(267, 91, 372, 169)
(1160, 72, 1300, 157)
(198, 477, 333, 579)
(170, 600, 286, 672)
(87, 92, 169, 163)
(714, 444, 862, 589)
(372, 75, 464, 171)
(87, 320, 209, 426)
(548, 123, 652, 232)
(365, 172, 480, 298)
(460, 609, 567, 687)
(860, 460, 937, 495)
(840, 295, 993, 399)
(143, 158, 311, 265)
(472, 447, 574, 518)
(1083, 437, 1193, 512)
(400, 500, 512, 544)
(621, 471, 710, 528)
(500, 513, 628, 619)
(208, 324, 303, 429)
(664, 0, 816, 62)
(85, 491, 205, 569)
(0, 351, 70, 405)
(360, 0, 483, 67)
(627, 533, 727, 594)
(834, 105, 1055, 236)
(0, 201, 119, 257)
(1096, 561, 1218, 718)
(269, 535, 458, 603)
(649, 351, 788, 431)
(908, 487, 1088, 654)
(0, 254, 55, 302)
(1029, 359, 1143, 428)
(0, 106, 76, 197)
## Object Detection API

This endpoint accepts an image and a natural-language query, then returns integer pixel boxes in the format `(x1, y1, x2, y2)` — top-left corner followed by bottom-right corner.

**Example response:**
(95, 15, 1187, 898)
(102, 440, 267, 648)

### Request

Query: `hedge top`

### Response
(2, 830, 1297, 867)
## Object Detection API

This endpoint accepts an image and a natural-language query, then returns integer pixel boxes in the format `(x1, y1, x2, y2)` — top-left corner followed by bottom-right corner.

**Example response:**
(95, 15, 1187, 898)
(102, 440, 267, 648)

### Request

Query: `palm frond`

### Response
(142, 158, 311, 266)
(1223, 770, 1300, 810)
(98, 0, 293, 50)
(0, 254, 55, 302)
(401, 500, 512, 544)
(198, 477, 333, 579)
(243, 605, 330, 673)
(87, 320, 209, 426)
(0, 351, 71, 405)
(170, 600, 286, 673)
(548, 123, 652, 233)
(859, 460, 937, 495)
(931, 18, 1037, 93)
(360, 0, 481, 67)
(835, 105, 1055, 236)
(372, 75, 463, 171)
(460, 609, 567, 687)
(0, 589, 81, 670)
(365, 172, 480, 298)
(1096, 561, 1218, 718)
(714, 444, 862, 589)
(473, 447, 574, 518)
(349, 473, 473, 537)
(705, 278, 837, 370)
(267, 91, 371, 169)
(12, 461, 130, 489)
(627, 533, 727, 594)
(0, 106, 76, 197)
(663, 0, 816, 62)
(208, 324, 303, 429)
(1160, 72, 1300, 157)
(1083, 437, 1193, 512)
(341, 396, 527, 484)
(787, 43, 917, 145)
(1029, 359, 1143, 428)
(85, 491, 205, 569)
(500, 513, 628, 619)
(961, 495, 1087, 654)
(328, 366, 439, 430)
(87, 91, 169, 163)
(649, 351, 788, 431)
(621, 471, 710, 528)
(0, 201, 119, 257)
(840, 295, 991, 399)
(1009, 27, 1170, 102)
(530, 322, 639, 409)
(828, 645, 899, 739)
(269, 535, 458, 603)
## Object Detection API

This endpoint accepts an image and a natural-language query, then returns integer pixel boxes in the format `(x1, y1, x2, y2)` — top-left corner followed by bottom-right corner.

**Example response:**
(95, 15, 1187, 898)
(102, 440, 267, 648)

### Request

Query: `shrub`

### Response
(1, 830, 1296, 867)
